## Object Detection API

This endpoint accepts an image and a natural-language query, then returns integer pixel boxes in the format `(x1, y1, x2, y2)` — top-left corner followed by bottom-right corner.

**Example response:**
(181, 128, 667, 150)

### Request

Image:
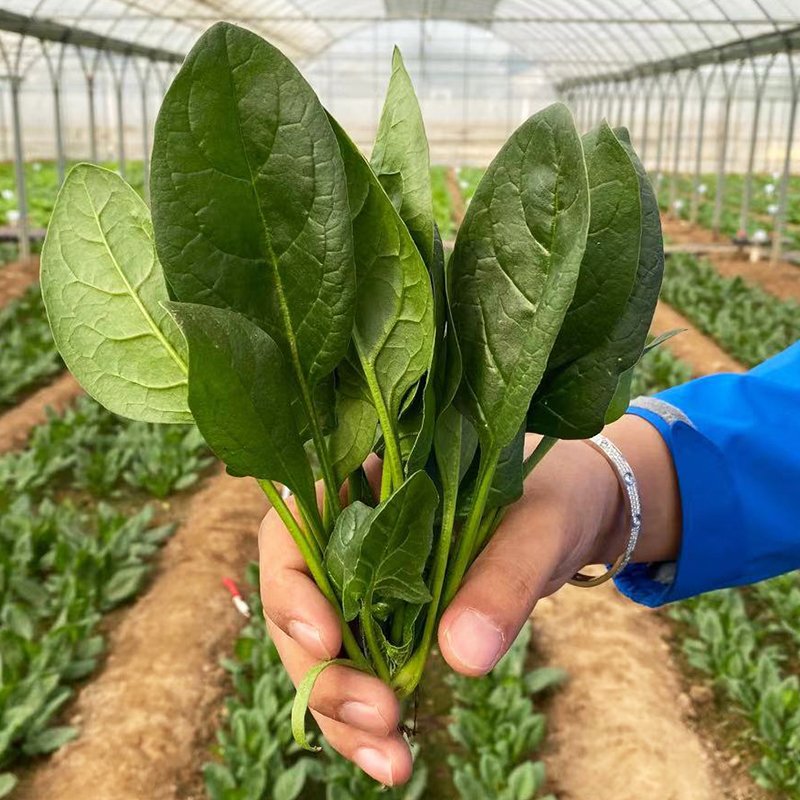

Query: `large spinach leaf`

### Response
(150, 22, 355, 426)
(546, 121, 642, 368)
(528, 127, 663, 438)
(40, 164, 191, 424)
(448, 103, 589, 452)
(371, 47, 434, 267)
(166, 302, 316, 509)
(329, 116, 434, 481)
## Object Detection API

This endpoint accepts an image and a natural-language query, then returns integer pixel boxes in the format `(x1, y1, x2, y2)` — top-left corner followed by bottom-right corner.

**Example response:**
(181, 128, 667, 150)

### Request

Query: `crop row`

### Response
(657, 172, 800, 249)
(660, 252, 800, 367)
(0, 397, 212, 796)
(204, 563, 563, 800)
(0, 284, 63, 409)
(0, 161, 146, 231)
(671, 580, 800, 797)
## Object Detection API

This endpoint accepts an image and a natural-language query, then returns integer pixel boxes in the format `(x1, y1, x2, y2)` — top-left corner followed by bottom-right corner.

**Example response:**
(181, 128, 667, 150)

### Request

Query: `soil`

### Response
(651, 301, 745, 376)
(662, 215, 800, 304)
(12, 470, 267, 800)
(0, 373, 82, 455)
(0, 256, 40, 309)
(534, 583, 723, 800)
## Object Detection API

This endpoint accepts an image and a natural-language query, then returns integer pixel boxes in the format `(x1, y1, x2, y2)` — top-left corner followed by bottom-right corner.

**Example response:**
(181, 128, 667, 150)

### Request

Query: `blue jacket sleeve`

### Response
(615, 339, 800, 607)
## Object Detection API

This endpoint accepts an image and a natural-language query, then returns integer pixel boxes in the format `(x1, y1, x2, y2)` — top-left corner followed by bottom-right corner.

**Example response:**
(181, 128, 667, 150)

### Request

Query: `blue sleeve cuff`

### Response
(613, 405, 745, 607)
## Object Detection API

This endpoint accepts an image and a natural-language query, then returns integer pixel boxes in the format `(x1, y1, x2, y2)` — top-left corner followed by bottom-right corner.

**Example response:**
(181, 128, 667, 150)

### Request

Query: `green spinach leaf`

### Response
(41, 164, 191, 423)
(328, 362, 379, 489)
(325, 472, 437, 621)
(152, 22, 355, 387)
(448, 103, 589, 452)
(329, 116, 434, 481)
(528, 127, 663, 437)
(166, 302, 316, 507)
(371, 47, 434, 267)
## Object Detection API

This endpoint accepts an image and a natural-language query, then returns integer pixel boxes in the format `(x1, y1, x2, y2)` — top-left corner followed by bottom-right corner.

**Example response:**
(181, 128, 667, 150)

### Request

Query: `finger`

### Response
(311, 711, 413, 787)
(266, 619, 402, 739)
(437, 502, 564, 676)
(258, 505, 341, 661)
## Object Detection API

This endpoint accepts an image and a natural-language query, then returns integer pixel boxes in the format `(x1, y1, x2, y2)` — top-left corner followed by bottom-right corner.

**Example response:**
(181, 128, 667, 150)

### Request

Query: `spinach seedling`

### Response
(41, 22, 663, 745)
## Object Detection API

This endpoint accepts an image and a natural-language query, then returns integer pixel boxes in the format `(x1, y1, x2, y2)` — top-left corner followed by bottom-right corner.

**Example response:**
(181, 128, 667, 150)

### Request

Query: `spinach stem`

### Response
(470, 435, 559, 562)
(380, 454, 392, 502)
(297, 497, 327, 552)
(390, 604, 405, 644)
(299, 388, 342, 525)
(361, 599, 391, 682)
(523, 435, 558, 480)
(258, 479, 369, 671)
(441, 446, 501, 610)
(362, 365, 404, 492)
(392, 466, 459, 697)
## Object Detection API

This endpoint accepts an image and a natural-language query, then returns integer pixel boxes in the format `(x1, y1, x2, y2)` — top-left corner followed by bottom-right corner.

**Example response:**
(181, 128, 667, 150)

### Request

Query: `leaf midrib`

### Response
(222, 35, 311, 404)
(81, 179, 188, 378)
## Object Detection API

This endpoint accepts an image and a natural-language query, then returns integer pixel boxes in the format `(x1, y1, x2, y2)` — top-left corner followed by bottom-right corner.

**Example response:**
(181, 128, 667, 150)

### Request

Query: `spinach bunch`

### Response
(40, 21, 663, 739)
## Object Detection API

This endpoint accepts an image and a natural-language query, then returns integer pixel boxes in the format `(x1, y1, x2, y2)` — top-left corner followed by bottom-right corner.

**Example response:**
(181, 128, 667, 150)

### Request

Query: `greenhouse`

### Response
(0, 2, 799, 799)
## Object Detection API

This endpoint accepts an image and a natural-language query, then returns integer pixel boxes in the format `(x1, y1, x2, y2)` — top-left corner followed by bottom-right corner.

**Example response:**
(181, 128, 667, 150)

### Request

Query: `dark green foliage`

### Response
(42, 22, 664, 727)
(660, 252, 800, 367)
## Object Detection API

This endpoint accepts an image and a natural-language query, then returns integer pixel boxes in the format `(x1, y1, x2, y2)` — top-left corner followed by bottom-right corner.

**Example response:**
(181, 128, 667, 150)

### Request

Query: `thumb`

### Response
(437, 502, 566, 676)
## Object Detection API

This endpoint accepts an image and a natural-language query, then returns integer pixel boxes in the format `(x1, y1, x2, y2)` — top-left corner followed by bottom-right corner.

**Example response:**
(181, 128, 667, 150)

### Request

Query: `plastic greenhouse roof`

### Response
(2, 0, 800, 82)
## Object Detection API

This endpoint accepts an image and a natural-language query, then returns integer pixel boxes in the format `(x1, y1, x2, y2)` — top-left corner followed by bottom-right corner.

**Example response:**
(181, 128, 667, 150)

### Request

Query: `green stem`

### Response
(258, 479, 369, 671)
(522, 435, 558, 480)
(390, 604, 405, 644)
(380, 453, 392, 502)
(361, 600, 391, 683)
(362, 365, 404, 491)
(296, 497, 327, 553)
(298, 385, 342, 525)
(441, 446, 501, 611)
(392, 475, 458, 697)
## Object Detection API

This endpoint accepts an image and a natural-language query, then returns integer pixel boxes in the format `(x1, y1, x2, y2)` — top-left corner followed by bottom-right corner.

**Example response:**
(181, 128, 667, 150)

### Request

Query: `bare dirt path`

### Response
(652, 301, 745, 376)
(13, 470, 266, 800)
(662, 215, 800, 304)
(0, 373, 82, 455)
(0, 255, 39, 309)
(535, 584, 722, 800)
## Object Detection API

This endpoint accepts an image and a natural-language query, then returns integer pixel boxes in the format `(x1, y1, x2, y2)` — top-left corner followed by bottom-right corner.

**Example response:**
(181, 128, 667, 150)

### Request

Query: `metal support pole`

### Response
(640, 77, 652, 165)
(108, 53, 130, 179)
(670, 73, 689, 209)
(654, 80, 669, 198)
(763, 97, 777, 173)
(691, 67, 715, 224)
(740, 56, 775, 236)
(87, 72, 98, 161)
(771, 58, 800, 264)
(712, 62, 744, 237)
(133, 59, 153, 201)
(42, 43, 68, 185)
(9, 77, 29, 260)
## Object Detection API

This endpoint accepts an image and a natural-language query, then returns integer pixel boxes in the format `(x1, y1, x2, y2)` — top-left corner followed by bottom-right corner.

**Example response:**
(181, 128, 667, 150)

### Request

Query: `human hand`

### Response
(258, 415, 680, 785)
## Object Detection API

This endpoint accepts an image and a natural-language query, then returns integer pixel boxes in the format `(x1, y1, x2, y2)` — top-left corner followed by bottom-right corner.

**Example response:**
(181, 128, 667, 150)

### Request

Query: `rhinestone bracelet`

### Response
(568, 433, 642, 588)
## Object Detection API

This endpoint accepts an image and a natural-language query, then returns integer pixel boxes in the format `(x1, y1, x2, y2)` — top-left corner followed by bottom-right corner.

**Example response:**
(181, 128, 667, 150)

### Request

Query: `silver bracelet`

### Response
(568, 433, 642, 588)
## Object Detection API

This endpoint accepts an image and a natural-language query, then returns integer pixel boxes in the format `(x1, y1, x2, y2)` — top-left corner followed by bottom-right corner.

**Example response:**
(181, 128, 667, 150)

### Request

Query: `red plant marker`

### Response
(223, 576, 251, 618)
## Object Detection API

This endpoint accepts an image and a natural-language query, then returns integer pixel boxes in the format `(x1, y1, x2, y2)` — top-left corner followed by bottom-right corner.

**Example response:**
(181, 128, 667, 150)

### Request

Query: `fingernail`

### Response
(445, 608, 505, 674)
(354, 747, 394, 786)
(288, 620, 330, 658)
(339, 701, 390, 734)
